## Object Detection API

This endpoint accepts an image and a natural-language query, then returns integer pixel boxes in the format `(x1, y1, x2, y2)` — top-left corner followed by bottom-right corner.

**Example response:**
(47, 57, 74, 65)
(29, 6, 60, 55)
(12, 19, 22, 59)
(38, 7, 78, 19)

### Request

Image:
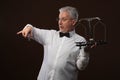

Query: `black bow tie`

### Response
(59, 32, 70, 38)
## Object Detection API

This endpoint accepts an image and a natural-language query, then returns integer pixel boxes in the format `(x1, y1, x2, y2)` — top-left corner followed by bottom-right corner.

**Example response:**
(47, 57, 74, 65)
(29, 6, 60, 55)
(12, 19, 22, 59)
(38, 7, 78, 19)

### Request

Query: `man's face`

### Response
(58, 11, 76, 33)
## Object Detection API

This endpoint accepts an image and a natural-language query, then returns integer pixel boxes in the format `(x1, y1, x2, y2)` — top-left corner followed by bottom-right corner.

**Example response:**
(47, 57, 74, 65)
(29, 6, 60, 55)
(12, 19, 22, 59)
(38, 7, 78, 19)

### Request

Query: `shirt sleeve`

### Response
(26, 24, 51, 45)
(76, 48, 89, 70)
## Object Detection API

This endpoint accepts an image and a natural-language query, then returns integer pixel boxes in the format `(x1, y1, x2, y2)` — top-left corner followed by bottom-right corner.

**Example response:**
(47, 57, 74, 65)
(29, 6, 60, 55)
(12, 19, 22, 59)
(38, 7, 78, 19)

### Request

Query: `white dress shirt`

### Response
(26, 24, 89, 80)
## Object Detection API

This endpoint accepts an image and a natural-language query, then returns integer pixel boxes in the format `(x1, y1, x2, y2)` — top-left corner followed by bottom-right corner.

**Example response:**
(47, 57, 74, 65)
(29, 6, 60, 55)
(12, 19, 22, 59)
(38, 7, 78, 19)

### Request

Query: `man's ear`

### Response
(72, 20, 77, 26)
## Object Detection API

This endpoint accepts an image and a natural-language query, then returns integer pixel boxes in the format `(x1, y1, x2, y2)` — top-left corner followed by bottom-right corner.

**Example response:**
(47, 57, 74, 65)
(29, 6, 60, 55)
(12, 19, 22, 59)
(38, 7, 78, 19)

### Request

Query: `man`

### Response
(17, 6, 89, 80)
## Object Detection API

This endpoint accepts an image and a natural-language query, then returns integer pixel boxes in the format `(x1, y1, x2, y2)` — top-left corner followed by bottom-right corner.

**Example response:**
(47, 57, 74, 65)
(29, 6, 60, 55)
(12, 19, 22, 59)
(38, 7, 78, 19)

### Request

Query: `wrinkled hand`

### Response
(90, 42, 97, 48)
(17, 25, 32, 38)
(84, 42, 97, 52)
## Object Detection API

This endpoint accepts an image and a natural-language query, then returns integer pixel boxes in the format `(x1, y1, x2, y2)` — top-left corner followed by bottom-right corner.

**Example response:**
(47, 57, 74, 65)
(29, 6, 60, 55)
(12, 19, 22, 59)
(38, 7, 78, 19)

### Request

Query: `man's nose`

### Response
(59, 20, 62, 25)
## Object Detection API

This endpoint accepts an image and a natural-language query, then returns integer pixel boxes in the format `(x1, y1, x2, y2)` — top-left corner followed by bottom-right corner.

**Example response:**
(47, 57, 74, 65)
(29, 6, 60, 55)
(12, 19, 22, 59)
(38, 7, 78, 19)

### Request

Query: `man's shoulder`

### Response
(37, 29, 57, 33)
(74, 33, 86, 42)
(50, 29, 57, 32)
(49, 29, 59, 34)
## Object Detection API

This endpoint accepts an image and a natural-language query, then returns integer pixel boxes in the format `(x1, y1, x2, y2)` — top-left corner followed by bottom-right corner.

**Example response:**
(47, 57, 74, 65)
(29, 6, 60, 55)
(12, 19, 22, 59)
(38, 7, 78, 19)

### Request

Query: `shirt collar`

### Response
(69, 30, 75, 37)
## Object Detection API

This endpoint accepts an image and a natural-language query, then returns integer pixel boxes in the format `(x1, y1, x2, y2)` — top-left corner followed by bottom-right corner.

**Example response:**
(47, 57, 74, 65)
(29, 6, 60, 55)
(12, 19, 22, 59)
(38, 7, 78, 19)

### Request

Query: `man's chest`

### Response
(47, 37, 80, 59)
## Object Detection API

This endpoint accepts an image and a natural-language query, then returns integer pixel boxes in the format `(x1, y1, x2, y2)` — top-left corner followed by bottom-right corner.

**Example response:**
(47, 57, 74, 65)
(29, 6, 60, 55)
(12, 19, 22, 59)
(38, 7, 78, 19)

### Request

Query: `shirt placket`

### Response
(49, 37, 66, 80)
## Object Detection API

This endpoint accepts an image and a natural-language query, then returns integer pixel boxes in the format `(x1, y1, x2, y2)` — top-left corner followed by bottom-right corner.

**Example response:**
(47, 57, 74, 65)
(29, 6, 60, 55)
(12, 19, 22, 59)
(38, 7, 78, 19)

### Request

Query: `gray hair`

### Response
(59, 6, 79, 21)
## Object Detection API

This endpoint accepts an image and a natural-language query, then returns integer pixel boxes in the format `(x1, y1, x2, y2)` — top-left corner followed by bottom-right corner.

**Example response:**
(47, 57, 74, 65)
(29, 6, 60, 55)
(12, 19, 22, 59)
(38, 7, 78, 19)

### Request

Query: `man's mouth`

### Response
(59, 25, 63, 29)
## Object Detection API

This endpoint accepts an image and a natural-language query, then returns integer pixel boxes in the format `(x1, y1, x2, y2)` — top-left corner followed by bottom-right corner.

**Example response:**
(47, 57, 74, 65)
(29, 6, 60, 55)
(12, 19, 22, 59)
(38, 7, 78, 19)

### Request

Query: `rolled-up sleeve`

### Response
(76, 48, 89, 70)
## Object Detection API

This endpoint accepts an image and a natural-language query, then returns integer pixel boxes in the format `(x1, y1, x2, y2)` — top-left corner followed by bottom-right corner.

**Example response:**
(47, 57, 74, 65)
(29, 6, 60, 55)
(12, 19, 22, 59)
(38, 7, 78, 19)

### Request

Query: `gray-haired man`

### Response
(17, 6, 89, 80)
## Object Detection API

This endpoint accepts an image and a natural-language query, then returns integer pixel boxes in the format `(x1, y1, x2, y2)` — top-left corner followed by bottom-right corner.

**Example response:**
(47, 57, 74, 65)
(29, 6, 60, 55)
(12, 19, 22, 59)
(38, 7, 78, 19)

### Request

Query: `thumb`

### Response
(17, 31, 22, 35)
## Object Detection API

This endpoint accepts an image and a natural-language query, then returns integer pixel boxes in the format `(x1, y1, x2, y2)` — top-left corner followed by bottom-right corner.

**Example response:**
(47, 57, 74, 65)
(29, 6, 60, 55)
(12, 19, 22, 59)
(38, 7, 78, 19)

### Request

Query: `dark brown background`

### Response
(1, 0, 120, 80)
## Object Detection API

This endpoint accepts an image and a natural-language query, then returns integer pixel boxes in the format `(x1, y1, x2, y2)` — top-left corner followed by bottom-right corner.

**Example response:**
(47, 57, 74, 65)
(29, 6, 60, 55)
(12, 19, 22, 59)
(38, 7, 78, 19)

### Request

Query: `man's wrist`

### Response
(24, 24, 33, 30)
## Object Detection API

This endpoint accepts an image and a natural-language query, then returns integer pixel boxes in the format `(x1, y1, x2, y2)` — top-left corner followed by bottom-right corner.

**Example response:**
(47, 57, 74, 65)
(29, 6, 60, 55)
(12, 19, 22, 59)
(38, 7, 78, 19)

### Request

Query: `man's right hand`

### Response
(17, 24, 33, 38)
